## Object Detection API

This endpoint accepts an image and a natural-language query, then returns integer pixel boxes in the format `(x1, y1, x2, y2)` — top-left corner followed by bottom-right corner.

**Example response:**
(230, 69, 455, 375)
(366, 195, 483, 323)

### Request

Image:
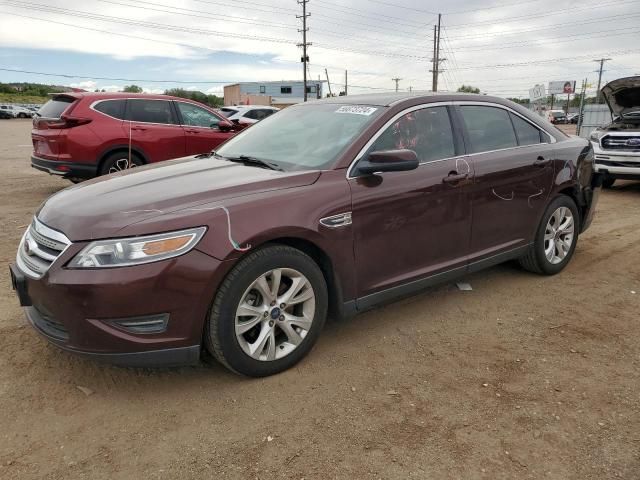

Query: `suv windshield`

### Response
(216, 103, 384, 171)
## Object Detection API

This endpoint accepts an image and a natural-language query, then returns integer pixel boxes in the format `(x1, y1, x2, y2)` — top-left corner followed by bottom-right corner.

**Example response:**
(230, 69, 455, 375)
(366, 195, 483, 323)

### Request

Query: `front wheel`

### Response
(205, 245, 328, 377)
(519, 195, 580, 275)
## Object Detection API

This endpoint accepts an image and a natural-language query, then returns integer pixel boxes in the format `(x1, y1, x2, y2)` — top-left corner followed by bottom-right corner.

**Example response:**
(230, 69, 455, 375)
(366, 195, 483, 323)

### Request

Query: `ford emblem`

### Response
(627, 138, 640, 147)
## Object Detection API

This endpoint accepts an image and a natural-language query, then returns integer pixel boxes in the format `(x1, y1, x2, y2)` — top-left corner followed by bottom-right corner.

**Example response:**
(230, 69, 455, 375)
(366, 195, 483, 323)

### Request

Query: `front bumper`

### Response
(592, 141, 640, 179)
(10, 248, 229, 368)
(31, 155, 97, 179)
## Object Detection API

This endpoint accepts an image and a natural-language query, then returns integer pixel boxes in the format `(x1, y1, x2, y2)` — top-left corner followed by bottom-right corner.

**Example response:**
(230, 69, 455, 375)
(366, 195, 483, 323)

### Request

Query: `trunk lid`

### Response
(32, 95, 78, 160)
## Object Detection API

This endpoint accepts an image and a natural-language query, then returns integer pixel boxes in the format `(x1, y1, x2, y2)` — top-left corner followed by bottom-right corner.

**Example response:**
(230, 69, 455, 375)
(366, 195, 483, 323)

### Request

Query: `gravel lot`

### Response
(0, 119, 638, 479)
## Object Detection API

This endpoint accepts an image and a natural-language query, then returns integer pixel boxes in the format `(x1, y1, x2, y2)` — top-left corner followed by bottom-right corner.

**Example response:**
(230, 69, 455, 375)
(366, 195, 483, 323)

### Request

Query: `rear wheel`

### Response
(205, 245, 328, 377)
(100, 152, 143, 176)
(17, 112, 27, 118)
(519, 195, 580, 275)
(602, 175, 616, 189)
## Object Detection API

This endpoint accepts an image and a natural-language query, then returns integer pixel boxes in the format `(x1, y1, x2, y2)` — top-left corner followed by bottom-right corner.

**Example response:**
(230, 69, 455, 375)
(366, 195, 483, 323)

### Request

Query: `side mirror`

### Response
(218, 120, 234, 132)
(355, 149, 419, 176)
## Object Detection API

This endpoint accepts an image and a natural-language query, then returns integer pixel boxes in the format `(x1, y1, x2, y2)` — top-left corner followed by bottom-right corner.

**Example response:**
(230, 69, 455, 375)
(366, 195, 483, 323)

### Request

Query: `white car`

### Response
(589, 76, 640, 188)
(0, 104, 34, 118)
(219, 106, 279, 126)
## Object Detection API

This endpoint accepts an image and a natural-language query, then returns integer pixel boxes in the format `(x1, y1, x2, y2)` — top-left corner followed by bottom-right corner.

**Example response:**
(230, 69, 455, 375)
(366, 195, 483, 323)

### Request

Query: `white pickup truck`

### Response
(589, 76, 640, 188)
(0, 104, 35, 118)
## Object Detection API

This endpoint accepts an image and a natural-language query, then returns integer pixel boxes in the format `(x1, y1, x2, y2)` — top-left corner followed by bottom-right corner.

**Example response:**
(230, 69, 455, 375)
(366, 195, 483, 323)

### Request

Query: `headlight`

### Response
(589, 130, 603, 142)
(68, 227, 206, 268)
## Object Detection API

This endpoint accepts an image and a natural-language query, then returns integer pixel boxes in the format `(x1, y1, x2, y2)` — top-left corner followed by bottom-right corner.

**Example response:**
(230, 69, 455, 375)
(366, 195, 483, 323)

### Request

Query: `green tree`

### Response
(122, 85, 143, 93)
(163, 88, 223, 107)
(457, 85, 481, 94)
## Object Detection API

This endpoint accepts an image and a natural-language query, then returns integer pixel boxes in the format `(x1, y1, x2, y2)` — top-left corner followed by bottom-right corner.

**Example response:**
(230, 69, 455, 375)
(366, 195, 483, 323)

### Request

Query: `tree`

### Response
(122, 85, 143, 93)
(457, 85, 480, 94)
(163, 88, 223, 107)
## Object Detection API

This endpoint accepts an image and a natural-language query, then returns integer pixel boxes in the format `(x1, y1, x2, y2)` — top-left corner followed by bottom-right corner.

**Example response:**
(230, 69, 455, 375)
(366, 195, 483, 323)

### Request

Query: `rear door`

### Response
(175, 101, 234, 155)
(456, 104, 555, 261)
(125, 99, 185, 162)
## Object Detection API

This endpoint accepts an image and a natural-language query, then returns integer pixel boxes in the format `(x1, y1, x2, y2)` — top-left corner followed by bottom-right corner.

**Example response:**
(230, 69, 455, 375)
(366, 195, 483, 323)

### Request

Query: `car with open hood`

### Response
(589, 76, 640, 188)
(10, 93, 601, 377)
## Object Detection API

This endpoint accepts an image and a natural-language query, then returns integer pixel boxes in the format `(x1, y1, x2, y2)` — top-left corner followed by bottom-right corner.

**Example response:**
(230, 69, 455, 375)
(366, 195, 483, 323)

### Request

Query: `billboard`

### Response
(549, 81, 576, 95)
(529, 84, 546, 102)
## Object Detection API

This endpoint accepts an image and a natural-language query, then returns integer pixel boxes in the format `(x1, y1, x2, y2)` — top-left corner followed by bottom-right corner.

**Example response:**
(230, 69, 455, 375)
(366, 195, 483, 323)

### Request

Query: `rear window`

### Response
(460, 106, 518, 153)
(220, 108, 238, 118)
(38, 96, 75, 118)
(93, 99, 126, 119)
(510, 113, 543, 146)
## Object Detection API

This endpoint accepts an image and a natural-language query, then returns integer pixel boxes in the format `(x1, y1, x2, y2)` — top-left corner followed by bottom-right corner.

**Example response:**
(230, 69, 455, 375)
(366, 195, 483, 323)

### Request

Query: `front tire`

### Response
(602, 176, 616, 189)
(205, 245, 328, 377)
(519, 195, 580, 275)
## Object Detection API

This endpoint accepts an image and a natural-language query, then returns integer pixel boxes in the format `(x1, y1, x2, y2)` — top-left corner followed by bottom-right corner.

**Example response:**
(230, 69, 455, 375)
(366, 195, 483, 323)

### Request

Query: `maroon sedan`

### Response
(11, 93, 601, 377)
(31, 92, 238, 182)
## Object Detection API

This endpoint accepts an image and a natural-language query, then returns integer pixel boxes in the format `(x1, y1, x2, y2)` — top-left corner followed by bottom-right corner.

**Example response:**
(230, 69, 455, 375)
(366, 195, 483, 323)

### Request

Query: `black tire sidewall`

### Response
(533, 195, 580, 275)
(100, 152, 143, 176)
(209, 247, 328, 377)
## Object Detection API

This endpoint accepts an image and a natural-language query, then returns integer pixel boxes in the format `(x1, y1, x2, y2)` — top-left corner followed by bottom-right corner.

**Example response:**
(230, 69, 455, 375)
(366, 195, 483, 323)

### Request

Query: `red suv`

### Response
(31, 92, 237, 182)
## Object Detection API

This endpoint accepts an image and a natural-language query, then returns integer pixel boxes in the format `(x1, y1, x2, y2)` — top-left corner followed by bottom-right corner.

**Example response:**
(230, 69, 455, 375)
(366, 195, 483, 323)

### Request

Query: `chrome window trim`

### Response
(346, 100, 556, 179)
(346, 101, 453, 179)
(89, 98, 182, 127)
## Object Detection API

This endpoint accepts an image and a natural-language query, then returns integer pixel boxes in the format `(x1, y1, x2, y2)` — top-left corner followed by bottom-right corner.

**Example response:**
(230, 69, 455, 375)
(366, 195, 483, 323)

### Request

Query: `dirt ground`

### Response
(0, 119, 638, 479)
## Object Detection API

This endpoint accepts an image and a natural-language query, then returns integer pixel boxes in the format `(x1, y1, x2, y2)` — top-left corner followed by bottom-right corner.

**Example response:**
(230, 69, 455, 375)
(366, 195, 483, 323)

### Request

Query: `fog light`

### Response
(110, 314, 169, 334)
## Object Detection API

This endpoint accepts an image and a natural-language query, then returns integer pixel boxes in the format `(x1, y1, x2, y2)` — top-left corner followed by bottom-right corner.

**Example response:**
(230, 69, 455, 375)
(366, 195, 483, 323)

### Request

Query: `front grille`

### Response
(601, 135, 640, 151)
(597, 159, 640, 168)
(16, 219, 71, 279)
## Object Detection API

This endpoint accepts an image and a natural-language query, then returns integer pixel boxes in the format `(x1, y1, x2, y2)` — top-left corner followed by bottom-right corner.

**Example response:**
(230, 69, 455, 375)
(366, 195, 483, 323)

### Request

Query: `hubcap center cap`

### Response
(270, 307, 281, 320)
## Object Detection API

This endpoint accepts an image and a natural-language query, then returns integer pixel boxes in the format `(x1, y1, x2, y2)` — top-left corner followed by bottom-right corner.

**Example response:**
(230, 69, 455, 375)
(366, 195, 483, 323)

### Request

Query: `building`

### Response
(224, 81, 324, 108)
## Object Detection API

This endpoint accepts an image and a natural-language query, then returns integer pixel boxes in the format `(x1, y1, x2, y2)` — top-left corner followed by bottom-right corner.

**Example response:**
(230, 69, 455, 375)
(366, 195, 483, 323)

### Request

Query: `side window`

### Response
(510, 112, 543, 146)
(94, 99, 126, 119)
(460, 106, 518, 153)
(243, 110, 259, 120)
(259, 85, 266, 94)
(176, 102, 220, 128)
(281, 86, 292, 94)
(369, 106, 456, 162)
(126, 99, 177, 124)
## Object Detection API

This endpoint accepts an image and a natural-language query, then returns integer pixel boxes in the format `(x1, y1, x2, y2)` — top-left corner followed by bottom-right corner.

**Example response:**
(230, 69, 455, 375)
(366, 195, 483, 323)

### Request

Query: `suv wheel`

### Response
(205, 245, 328, 377)
(100, 152, 143, 175)
(602, 176, 616, 189)
(519, 195, 580, 275)
(17, 112, 27, 118)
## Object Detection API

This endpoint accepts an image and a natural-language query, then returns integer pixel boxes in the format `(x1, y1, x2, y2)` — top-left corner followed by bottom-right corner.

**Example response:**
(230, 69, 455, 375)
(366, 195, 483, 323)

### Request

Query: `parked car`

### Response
(30, 92, 239, 182)
(567, 113, 581, 124)
(219, 105, 279, 127)
(11, 93, 601, 377)
(589, 76, 640, 188)
(547, 109, 568, 124)
(0, 109, 13, 119)
(0, 104, 34, 118)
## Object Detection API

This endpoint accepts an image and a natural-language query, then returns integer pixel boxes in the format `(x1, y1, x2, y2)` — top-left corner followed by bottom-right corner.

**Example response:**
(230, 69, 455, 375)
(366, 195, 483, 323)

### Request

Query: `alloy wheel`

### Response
(544, 206, 575, 264)
(108, 158, 137, 174)
(235, 268, 315, 361)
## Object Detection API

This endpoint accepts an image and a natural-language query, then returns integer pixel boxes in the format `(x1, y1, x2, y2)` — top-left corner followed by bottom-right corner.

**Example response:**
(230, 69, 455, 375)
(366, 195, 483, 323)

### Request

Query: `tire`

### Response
(519, 195, 580, 275)
(18, 113, 27, 118)
(205, 245, 328, 377)
(602, 176, 616, 189)
(99, 151, 143, 176)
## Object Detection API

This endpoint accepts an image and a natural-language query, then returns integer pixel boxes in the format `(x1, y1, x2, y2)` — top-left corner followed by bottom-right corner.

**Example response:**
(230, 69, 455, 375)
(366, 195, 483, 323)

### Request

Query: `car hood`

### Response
(601, 76, 640, 117)
(37, 156, 321, 241)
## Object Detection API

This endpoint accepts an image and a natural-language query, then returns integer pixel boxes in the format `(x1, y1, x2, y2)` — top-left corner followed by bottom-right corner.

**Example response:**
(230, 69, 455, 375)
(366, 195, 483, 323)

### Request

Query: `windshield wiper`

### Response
(195, 150, 225, 159)
(225, 155, 283, 171)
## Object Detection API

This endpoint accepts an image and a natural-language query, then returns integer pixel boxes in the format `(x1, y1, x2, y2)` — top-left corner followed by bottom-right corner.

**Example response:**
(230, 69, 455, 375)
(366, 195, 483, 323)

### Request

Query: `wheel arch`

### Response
(557, 185, 584, 230)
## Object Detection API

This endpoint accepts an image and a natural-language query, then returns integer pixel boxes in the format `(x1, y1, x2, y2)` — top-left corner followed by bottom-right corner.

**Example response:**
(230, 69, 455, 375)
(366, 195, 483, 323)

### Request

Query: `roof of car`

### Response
(52, 92, 185, 101)
(307, 91, 507, 107)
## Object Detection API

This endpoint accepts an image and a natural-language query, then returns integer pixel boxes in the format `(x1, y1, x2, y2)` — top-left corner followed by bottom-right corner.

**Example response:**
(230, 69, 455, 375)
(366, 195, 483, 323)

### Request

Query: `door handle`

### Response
(533, 156, 550, 167)
(131, 125, 147, 131)
(442, 172, 469, 184)
(185, 129, 200, 134)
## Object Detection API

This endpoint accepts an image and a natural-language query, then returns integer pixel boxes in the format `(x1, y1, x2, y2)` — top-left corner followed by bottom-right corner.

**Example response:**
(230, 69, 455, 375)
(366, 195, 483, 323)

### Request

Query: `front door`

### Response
(456, 105, 555, 260)
(349, 105, 473, 302)
(125, 99, 186, 163)
(175, 101, 233, 155)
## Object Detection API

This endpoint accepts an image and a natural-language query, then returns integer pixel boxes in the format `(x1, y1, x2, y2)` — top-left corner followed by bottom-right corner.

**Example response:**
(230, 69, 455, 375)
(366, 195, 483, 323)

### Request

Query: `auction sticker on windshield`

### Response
(335, 106, 378, 115)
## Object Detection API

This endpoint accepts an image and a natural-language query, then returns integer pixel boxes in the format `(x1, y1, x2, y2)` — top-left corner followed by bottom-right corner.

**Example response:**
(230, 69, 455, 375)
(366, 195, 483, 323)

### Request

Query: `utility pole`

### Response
(430, 14, 444, 92)
(593, 58, 611, 103)
(344, 70, 348, 96)
(392, 77, 402, 92)
(577, 77, 587, 135)
(325, 68, 332, 97)
(297, 0, 311, 102)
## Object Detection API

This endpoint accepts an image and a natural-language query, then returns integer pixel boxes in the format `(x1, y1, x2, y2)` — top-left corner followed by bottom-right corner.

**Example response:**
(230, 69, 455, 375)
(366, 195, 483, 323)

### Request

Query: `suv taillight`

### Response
(45, 115, 92, 129)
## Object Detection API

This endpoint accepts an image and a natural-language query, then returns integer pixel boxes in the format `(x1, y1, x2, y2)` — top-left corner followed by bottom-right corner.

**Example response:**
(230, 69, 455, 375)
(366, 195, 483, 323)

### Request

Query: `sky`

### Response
(0, 0, 639, 98)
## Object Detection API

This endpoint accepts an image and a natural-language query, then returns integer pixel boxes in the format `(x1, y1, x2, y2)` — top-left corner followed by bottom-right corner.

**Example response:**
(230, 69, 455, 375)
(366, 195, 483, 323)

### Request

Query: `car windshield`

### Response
(216, 103, 384, 171)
